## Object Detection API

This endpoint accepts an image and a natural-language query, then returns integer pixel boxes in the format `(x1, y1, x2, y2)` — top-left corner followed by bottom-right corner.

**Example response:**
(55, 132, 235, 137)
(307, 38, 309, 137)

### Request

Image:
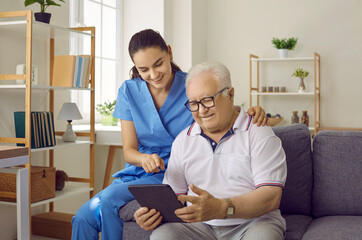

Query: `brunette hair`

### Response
(128, 29, 182, 79)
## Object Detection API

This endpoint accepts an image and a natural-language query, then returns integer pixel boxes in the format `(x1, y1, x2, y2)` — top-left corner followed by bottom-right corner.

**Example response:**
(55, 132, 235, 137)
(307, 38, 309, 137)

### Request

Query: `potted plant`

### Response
(271, 37, 298, 58)
(292, 68, 309, 93)
(24, 0, 65, 24)
(96, 100, 118, 126)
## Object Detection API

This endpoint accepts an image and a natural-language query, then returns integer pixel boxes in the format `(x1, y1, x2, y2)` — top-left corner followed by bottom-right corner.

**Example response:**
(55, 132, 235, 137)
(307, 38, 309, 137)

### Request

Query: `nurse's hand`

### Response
(134, 207, 162, 231)
(141, 154, 165, 173)
(247, 105, 268, 126)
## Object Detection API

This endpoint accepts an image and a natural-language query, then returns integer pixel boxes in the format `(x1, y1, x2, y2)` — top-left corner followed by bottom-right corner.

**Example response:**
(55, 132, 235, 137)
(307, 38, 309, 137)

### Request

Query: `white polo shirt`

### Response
(163, 110, 287, 226)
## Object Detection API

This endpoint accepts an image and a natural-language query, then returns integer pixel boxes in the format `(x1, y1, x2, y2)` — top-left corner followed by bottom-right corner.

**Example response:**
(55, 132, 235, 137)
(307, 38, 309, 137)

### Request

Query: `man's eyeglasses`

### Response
(185, 87, 230, 112)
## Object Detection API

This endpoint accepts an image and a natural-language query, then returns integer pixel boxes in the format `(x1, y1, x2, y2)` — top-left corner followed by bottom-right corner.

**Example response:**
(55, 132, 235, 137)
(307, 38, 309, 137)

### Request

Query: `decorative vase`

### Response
(34, 12, 52, 24)
(301, 111, 309, 127)
(291, 111, 299, 124)
(278, 49, 288, 58)
(298, 77, 306, 93)
(101, 114, 118, 126)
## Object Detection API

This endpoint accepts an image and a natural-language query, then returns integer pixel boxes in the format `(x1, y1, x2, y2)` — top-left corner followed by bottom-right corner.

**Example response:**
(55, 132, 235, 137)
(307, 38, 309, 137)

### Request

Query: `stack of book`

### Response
(52, 55, 92, 88)
(14, 112, 56, 149)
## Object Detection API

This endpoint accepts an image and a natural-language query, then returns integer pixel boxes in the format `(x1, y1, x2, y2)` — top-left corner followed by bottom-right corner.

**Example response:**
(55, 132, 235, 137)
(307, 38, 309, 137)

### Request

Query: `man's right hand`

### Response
(141, 154, 165, 173)
(134, 207, 162, 231)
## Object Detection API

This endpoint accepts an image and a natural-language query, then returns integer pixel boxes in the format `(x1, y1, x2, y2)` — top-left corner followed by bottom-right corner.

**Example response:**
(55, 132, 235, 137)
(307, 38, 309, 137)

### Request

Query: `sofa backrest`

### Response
(312, 130, 362, 217)
(272, 124, 313, 216)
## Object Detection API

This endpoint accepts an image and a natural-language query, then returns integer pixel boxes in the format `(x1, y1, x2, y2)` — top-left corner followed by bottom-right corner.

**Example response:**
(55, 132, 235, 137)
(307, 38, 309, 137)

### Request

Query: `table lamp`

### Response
(57, 103, 82, 142)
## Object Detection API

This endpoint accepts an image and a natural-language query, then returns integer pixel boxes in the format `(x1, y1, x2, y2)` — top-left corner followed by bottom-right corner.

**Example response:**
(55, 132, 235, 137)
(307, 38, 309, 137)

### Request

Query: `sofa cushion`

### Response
(272, 124, 313, 215)
(119, 199, 140, 221)
(119, 200, 152, 239)
(282, 215, 313, 240)
(312, 130, 362, 217)
(123, 221, 152, 240)
(301, 216, 362, 240)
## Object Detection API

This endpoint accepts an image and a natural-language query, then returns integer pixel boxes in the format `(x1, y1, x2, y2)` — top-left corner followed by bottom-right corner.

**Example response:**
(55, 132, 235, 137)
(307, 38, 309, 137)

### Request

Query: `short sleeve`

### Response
(163, 135, 188, 195)
(113, 82, 133, 121)
(249, 125, 287, 188)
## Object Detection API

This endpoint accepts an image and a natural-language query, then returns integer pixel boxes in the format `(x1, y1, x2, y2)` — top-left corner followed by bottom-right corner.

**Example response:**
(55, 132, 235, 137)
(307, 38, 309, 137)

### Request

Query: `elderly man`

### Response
(134, 62, 287, 240)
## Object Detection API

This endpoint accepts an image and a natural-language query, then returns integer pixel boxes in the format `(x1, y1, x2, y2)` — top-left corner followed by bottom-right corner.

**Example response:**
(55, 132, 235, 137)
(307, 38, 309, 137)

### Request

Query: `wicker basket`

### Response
(269, 117, 283, 127)
(0, 166, 55, 203)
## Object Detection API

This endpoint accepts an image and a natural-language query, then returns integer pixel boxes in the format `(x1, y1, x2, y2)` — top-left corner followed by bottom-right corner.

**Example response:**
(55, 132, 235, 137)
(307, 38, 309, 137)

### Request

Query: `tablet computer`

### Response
(128, 184, 185, 223)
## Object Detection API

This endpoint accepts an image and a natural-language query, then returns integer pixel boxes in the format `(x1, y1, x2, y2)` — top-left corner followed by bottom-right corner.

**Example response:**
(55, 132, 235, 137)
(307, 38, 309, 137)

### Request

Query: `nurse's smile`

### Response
(151, 74, 164, 83)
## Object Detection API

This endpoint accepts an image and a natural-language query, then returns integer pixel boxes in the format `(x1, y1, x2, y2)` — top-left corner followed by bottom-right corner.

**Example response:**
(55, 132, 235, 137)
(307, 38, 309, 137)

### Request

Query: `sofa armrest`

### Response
(119, 200, 141, 222)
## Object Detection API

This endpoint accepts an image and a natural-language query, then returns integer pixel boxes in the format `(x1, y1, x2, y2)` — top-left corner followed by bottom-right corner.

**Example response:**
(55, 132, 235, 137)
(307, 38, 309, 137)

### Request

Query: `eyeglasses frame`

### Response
(184, 87, 230, 112)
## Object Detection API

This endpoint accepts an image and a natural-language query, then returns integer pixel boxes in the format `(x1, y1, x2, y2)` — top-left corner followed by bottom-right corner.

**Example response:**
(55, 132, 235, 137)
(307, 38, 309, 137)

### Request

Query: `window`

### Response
(70, 0, 122, 122)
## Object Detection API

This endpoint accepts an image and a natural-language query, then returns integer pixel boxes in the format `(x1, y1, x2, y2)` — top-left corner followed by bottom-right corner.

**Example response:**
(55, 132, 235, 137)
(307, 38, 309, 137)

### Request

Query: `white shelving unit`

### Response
(1, 182, 93, 208)
(251, 92, 315, 96)
(0, 10, 96, 237)
(249, 53, 321, 134)
(0, 85, 94, 91)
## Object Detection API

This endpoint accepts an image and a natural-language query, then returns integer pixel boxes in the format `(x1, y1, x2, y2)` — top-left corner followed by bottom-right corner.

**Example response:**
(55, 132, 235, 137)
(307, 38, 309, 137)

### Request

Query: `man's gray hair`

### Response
(185, 62, 232, 94)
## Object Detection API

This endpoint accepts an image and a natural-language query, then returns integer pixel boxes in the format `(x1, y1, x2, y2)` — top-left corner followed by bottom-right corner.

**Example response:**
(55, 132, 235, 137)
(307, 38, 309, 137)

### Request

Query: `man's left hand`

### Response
(175, 184, 225, 222)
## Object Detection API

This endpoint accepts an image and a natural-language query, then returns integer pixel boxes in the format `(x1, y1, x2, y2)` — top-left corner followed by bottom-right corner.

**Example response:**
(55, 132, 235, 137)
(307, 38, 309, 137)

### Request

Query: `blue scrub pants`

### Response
(71, 173, 164, 240)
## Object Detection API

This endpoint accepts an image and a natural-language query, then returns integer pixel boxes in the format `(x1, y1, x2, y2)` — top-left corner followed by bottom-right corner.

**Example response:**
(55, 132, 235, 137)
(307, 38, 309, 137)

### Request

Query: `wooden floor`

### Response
(31, 235, 58, 240)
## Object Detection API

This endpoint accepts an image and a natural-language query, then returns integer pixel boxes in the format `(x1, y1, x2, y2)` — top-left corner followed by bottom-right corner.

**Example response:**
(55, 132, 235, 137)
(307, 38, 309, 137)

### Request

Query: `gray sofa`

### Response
(119, 124, 362, 240)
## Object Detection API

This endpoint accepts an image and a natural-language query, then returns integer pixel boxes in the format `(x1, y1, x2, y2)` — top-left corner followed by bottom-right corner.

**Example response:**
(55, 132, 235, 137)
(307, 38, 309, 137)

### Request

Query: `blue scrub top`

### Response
(113, 71, 194, 181)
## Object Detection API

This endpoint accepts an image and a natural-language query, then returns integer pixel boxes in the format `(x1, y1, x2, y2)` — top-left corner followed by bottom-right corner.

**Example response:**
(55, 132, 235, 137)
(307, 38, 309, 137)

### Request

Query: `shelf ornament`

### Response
(24, 0, 65, 24)
(57, 103, 82, 142)
(271, 37, 298, 58)
(292, 68, 310, 93)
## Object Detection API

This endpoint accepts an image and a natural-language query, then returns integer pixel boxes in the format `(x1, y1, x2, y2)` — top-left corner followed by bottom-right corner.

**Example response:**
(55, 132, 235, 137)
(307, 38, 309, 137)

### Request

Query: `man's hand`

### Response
(134, 207, 163, 231)
(141, 154, 165, 173)
(175, 184, 225, 222)
(247, 105, 269, 126)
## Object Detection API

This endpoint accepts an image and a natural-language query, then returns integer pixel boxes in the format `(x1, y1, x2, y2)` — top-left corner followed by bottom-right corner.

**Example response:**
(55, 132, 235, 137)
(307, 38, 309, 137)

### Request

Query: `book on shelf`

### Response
(14, 111, 56, 149)
(80, 55, 92, 88)
(52, 55, 76, 87)
(72, 56, 80, 88)
(52, 55, 92, 88)
(75, 56, 83, 88)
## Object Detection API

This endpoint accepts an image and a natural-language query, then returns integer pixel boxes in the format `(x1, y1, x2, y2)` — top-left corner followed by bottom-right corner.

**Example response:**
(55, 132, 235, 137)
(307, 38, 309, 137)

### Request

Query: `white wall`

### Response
(122, 0, 164, 82)
(122, 0, 205, 78)
(164, 0, 193, 72)
(206, 0, 362, 128)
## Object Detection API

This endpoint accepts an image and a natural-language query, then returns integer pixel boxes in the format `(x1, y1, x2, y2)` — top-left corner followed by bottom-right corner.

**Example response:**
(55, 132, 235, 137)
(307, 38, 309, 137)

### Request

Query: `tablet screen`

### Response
(128, 184, 185, 223)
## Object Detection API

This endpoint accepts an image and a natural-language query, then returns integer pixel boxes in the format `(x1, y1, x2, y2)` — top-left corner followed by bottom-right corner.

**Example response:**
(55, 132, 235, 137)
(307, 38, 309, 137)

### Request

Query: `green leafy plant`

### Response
(271, 37, 298, 50)
(24, 0, 65, 13)
(96, 100, 116, 116)
(292, 68, 309, 78)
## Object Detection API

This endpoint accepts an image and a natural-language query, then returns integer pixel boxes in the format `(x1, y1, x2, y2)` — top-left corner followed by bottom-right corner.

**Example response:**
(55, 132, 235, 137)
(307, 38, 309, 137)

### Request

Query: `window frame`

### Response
(69, 0, 123, 123)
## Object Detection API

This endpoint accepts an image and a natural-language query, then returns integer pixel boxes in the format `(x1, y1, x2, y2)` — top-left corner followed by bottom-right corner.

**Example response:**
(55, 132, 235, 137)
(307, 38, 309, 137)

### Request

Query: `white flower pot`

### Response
(278, 49, 288, 58)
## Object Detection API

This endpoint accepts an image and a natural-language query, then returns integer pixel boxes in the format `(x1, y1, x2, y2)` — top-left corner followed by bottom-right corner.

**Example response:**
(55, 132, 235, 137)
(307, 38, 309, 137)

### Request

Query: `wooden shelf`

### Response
(31, 139, 94, 153)
(0, 11, 96, 237)
(251, 92, 315, 96)
(249, 53, 321, 134)
(0, 20, 94, 39)
(251, 57, 314, 62)
(0, 84, 94, 91)
(0, 182, 93, 208)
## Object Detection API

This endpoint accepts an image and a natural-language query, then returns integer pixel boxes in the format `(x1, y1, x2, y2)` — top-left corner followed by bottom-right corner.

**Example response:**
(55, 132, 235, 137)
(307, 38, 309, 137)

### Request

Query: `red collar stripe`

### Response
(187, 122, 196, 136)
(245, 115, 253, 131)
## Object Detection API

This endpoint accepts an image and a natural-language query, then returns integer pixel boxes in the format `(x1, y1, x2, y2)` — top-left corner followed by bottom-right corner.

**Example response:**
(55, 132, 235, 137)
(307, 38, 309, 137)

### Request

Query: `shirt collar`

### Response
(187, 108, 252, 137)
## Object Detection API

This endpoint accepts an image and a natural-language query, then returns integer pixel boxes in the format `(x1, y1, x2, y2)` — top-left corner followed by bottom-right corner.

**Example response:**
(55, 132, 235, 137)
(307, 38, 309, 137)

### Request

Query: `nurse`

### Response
(72, 29, 267, 240)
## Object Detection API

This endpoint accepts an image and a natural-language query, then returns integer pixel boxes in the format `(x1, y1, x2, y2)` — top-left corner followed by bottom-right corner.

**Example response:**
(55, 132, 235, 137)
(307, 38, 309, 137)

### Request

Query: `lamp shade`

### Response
(58, 103, 82, 121)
